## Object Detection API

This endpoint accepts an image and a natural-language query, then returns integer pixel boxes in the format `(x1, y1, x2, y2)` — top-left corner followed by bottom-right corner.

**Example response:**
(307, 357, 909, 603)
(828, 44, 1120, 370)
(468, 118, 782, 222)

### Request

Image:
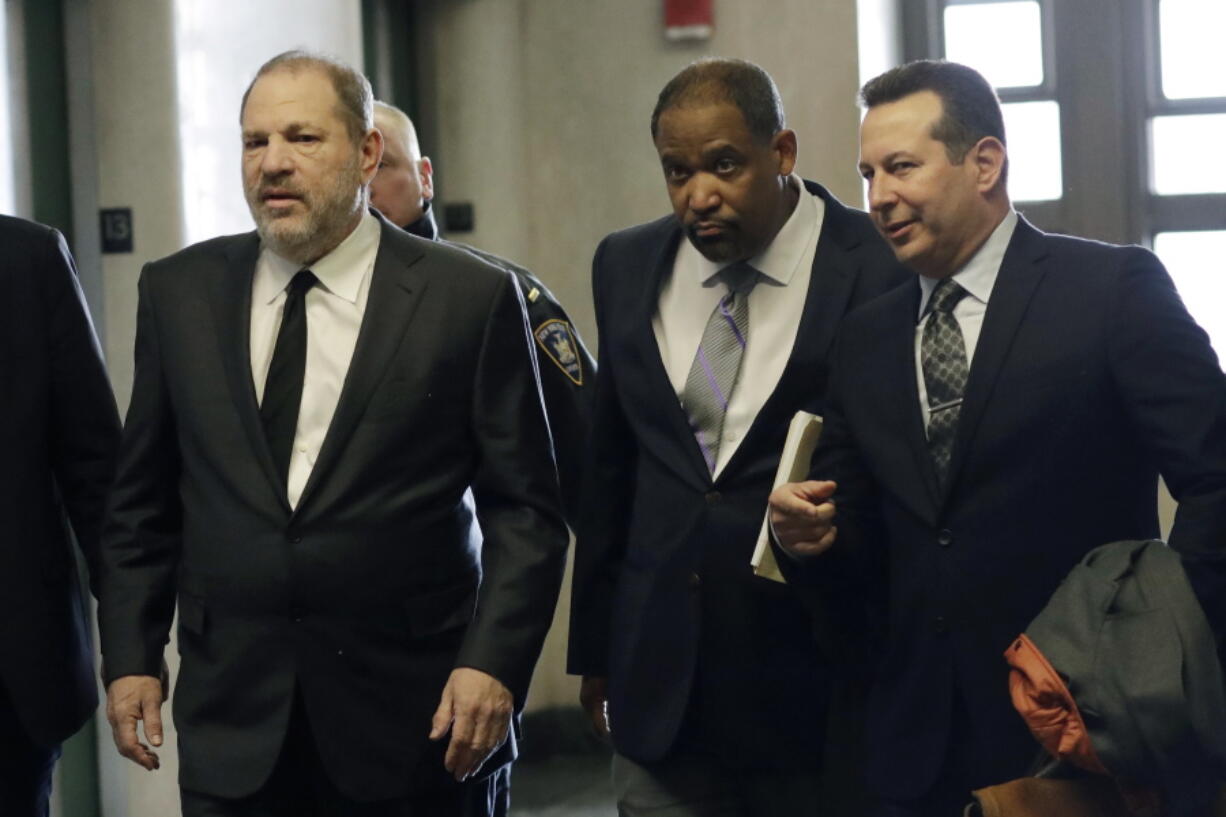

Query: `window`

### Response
(0, 4, 15, 215)
(938, 1, 1062, 206)
(904, 0, 1226, 359)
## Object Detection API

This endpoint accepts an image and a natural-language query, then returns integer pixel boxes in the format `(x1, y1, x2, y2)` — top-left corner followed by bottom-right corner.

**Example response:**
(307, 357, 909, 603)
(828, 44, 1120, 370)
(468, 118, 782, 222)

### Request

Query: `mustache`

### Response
(685, 217, 734, 235)
(256, 179, 307, 201)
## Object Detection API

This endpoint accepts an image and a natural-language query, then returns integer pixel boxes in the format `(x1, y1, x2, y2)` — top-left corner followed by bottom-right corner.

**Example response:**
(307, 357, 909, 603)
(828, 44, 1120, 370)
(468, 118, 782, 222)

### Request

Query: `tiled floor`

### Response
(509, 751, 616, 816)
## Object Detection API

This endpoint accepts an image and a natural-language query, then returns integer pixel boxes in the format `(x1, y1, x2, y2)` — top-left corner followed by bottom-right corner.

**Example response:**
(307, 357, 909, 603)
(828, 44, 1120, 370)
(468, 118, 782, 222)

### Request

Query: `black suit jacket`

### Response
(0, 216, 121, 747)
(98, 214, 569, 800)
(568, 183, 908, 768)
(802, 217, 1226, 798)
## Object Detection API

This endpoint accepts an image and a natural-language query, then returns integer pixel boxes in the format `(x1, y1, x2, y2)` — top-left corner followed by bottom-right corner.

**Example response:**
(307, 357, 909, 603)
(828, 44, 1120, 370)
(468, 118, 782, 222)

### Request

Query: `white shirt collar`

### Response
(918, 209, 1018, 317)
(256, 211, 381, 305)
(690, 173, 822, 288)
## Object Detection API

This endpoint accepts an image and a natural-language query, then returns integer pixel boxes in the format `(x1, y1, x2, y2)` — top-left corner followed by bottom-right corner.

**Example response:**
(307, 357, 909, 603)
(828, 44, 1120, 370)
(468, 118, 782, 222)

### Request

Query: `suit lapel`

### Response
(293, 221, 428, 514)
(212, 233, 290, 512)
(884, 282, 944, 518)
(943, 217, 1050, 502)
(721, 185, 858, 481)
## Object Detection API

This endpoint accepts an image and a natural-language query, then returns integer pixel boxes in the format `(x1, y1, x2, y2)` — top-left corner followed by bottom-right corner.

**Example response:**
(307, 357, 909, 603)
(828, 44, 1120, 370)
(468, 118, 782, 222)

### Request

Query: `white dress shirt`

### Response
(653, 175, 825, 478)
(250, 211, 381, 508)
(914, 209, 1018, 431)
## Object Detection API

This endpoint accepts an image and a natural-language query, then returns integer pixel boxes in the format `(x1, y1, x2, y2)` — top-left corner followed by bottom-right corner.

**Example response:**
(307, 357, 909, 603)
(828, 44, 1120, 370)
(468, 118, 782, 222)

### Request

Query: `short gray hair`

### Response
(241, 50, 373, 145)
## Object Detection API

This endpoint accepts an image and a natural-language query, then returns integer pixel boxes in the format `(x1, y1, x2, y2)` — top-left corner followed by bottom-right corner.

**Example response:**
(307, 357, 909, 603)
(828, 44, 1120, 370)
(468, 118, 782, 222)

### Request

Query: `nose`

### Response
(866, 174, 896, 213)
(686, 173, 722, 215)
(260, 136, 294, 177)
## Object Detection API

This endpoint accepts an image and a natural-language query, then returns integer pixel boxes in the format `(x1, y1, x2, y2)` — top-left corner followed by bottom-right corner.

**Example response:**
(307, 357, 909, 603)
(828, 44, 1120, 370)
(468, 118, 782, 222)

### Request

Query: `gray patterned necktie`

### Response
(682, 261, 759, 474)
(921, 277, 970, 489)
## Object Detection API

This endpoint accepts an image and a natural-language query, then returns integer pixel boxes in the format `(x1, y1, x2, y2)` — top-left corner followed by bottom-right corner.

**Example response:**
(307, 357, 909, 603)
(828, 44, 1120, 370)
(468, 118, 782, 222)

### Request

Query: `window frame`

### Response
(901, 0, 1226, 247)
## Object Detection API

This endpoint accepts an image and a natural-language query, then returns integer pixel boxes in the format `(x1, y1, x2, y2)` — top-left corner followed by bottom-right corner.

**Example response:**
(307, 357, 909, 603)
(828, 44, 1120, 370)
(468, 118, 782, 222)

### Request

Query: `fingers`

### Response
(433, 668, 514, 781)
(769, 481, 838, 552)
(429, 681, 454, 741)
(579, 676, 610, 739)
(587, 700, 609, 739)
(445, 694, 511, 781)
(143, 695, 164, 748)
(105, 675, 163, 771)
(769, 480, 837, 518)
(785, 525, 839, 557)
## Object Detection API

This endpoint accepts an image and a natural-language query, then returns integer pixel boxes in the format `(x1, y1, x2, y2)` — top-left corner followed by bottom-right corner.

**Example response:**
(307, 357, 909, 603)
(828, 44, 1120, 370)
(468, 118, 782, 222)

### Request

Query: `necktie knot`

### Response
(928, 277, 968, 316)
(289, 269, 318, 297)
(717, 262, 759, 297)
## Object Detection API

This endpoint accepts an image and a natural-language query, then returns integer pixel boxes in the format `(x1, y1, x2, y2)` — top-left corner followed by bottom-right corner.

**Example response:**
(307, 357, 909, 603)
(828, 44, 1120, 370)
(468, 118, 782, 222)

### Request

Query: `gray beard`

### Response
(255, 187, 365, 266)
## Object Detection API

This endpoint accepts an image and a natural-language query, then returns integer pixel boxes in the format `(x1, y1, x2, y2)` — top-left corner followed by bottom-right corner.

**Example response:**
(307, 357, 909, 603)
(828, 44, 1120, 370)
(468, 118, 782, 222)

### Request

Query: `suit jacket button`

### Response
(934, 616, 948, 634)
(287, 531, 302, 544)
(688, 572, 702, 589)
(705, 491, 721, 505)
(937, 529, 953, 547)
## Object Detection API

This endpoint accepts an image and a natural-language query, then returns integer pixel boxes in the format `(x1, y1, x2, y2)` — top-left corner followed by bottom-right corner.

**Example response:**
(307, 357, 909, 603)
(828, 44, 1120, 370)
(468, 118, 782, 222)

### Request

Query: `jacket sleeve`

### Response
(775, 325, 888, 666)
(566, 237, 638, 677)
(98, 266, 184, 683)
(456, 271, 570, 704)
(1107, 248, 1226, 633)
(40, 227, 122, 596)
(523, 286, 596, 527)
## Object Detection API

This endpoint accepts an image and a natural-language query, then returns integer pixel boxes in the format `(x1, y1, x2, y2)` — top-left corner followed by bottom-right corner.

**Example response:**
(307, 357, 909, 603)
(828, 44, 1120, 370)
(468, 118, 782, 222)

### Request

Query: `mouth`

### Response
(690, 220, 729, 240)
(881, 218, 917, 242)
(260, 189, 303, 209)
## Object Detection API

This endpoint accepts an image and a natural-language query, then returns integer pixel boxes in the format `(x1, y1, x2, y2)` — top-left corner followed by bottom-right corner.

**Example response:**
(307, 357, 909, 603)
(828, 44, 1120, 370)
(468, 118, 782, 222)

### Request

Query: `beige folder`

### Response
(751, 411, 824, 583)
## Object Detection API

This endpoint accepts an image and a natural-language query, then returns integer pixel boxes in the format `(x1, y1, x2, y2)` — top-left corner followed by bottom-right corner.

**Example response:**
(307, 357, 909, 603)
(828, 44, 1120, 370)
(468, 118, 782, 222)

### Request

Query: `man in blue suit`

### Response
(0, 217, 121, 816)
(771, 60, 1226, 817)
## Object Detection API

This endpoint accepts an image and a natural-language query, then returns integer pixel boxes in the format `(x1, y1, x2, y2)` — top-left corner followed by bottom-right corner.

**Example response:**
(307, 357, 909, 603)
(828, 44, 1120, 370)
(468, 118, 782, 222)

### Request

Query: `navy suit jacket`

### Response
(568, 183, 907, 768)
(800, 217, 1226, 798)
(0, 217, 120, 748)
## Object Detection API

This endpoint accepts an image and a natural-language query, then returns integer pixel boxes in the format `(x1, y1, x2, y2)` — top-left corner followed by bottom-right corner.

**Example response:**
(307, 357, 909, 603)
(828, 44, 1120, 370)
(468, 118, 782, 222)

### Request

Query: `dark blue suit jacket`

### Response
(568, 183, 907, 768)
(0, 217, 120, 748)
(801, 216, 1226, 798)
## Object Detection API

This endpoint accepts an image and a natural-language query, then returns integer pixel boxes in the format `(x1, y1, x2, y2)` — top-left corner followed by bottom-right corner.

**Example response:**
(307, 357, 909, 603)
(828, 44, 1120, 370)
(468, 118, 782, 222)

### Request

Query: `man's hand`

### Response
(579, 676, 610, 739)
(769, 480, 839, 557)
(105, 674, 165, 771)
(429, 667, 514, 781)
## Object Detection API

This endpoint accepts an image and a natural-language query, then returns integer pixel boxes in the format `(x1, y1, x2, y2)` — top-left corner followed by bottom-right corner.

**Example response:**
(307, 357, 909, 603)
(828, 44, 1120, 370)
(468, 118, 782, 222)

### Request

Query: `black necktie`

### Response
(921, 277, 970, 489)
(261, 269, 316, 484)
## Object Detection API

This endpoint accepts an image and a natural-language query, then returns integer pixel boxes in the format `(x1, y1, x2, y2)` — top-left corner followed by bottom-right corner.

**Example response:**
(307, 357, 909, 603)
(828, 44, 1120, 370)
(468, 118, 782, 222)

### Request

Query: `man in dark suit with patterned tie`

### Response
(567, 57, 906, 816)
(771, 60, 1226, 817)
(98, 50, 568, 817)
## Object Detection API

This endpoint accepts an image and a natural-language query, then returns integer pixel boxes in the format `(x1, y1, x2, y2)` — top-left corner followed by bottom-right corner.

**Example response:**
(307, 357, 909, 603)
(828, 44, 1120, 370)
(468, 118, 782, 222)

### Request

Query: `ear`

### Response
(971, 136, 1006, 194)
(773, 128, 798, 177)
(419, 156, 435, 202)
(359, 128, 384, 184)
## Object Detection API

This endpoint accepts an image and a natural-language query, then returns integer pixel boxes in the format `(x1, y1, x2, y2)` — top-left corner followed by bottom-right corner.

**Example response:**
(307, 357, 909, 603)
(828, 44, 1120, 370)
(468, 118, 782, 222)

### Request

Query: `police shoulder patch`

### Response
(534, 319, 583, 386)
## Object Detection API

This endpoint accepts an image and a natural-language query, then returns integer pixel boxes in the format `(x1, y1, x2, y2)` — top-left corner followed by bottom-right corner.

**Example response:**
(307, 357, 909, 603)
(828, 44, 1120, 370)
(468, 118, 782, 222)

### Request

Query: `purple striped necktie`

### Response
(681, 261, 759, 474)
